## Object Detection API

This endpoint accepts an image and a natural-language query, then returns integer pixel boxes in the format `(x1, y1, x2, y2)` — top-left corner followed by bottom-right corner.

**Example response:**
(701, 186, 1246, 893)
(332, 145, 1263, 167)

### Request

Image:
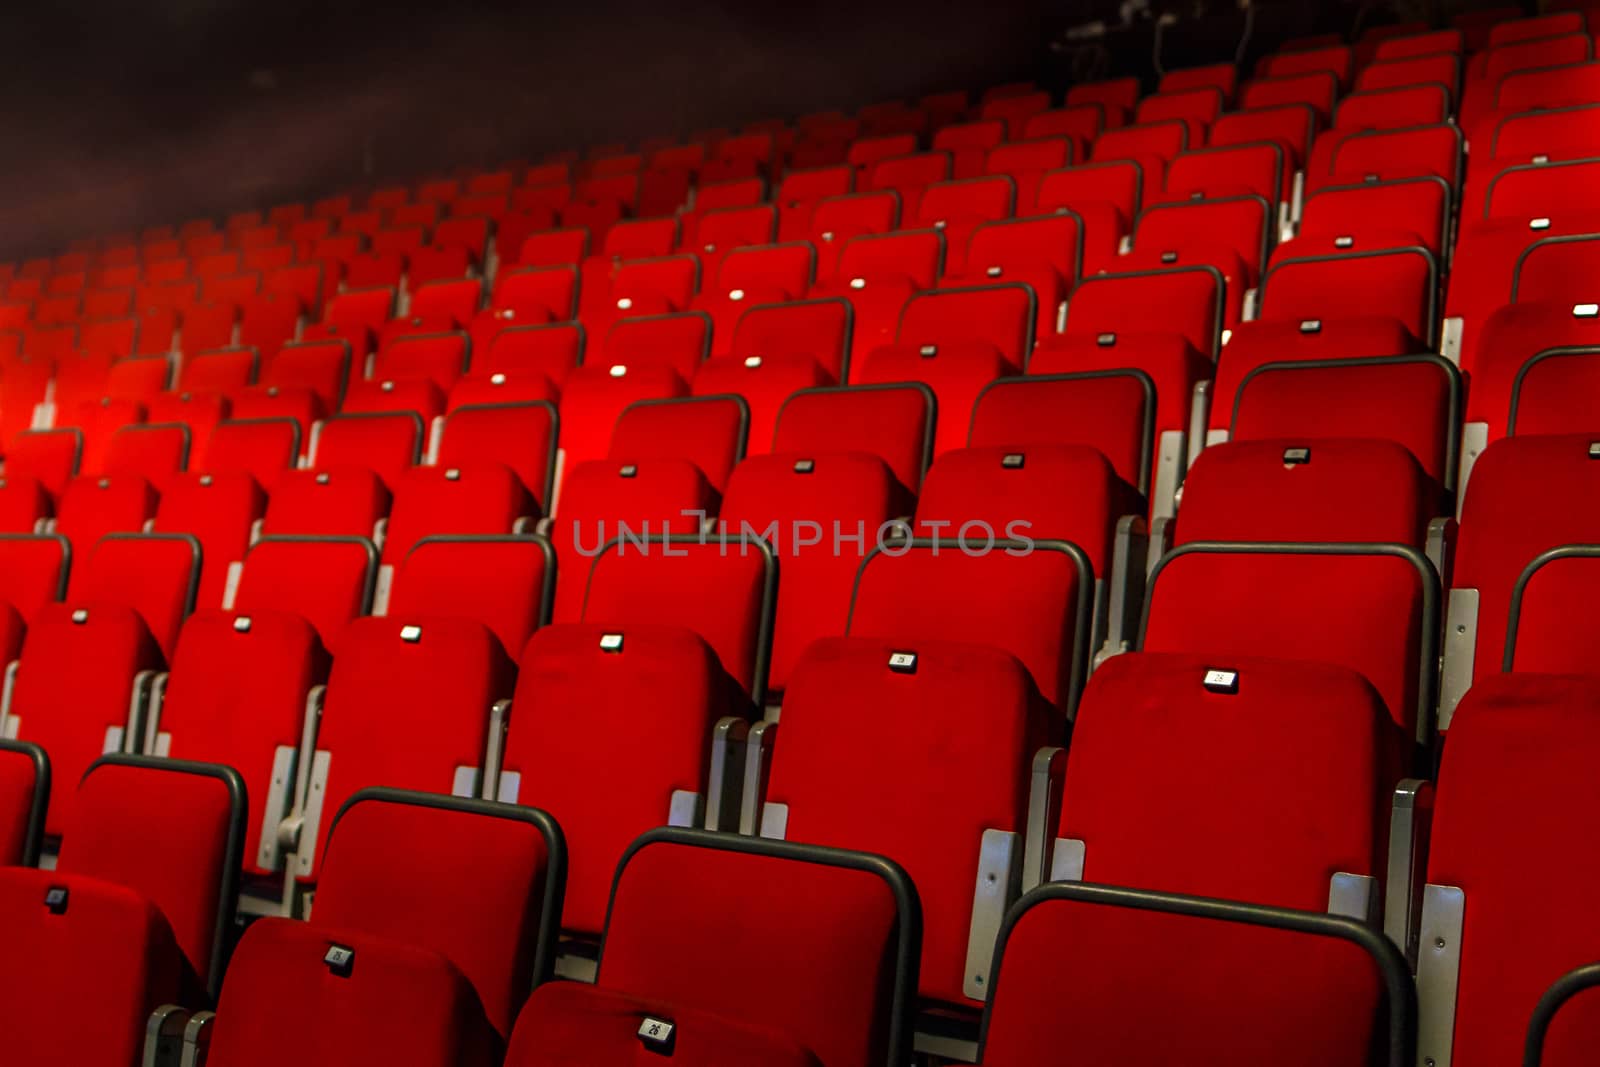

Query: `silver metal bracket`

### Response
(1327, 872, 1378, 923)
(1152, 429, 1185, 522)
(742, 720, 778, 836)
(705, 716, 750, 831)
(482, 699, 512, 800)
(142, 1005, 190, 1067)
(1049, 837, 1086, 882)
(1021, 747, 1065, 892)
(1439, 316, 1463, 366)
(1385, 779, 1433, 966)
(962, 828, 1022, 1001)
(1415, 884, 1465, 1067)
(177, 1010, 215, 1067)
(1186, 380, 1210, 471)
(1439, 588, 1478, 731)
(1456, 422, 1487, 516)
(1099, 516, 1148, 667)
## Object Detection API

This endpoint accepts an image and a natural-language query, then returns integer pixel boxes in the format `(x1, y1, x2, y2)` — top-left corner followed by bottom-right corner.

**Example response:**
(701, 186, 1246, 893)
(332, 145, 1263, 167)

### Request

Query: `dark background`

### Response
(0, 0, 1460, 256)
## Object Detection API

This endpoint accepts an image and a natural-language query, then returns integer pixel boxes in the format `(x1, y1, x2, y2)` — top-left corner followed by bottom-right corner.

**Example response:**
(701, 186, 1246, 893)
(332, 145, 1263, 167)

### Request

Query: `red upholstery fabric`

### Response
(555, 364, 689, 504)
(55, 476, 160, 593)
(502, 623, 731, 934)
(388, 536, 550, 659)
(977, 889, 1388, 1067)
(0, 743, 44, 866)
(719, 452, 904, 695)
(382, 464, 530, 565)
(608, 395, 747, 493)
(0, 867, 186, 1066)
(858, 343, 1008, 457)
(305, 617, 514, 880)
(159, 609, 325, 875)
(601, 312, 711, 382)
(581, 541, 771, 700)
(916, 444, 1136, 577)
(1259, 247, 1436, 344)
(265, 468, 390, 539)
(728, 298, 852, 384)
(507, 981, 824, 1067)
(202, 417, 302, 492)
(1211, 316, 1421, 432)
(1509, 552, 1600, 674)
(205, 919, 500, 1067)
(312, 794, 557, 1038)
(1455, 435, 1600, 689)
(232, 537, 375, 653)
(1428, 673, 1600, 1067)
(1143, 548, 1427, 741)
(313, 413, 424, 490)
(598, 835, 908, 1067)
(56, 759, 238, 986)
(1062, 652, 1387, 905)
(774, 637, 1047, 1005)
(1064, 267, 1222, 358)
(967, 372, 1152, 493)
(1178, 438, 1433, 548)
(692, 354, 832, 462)
(848, 544, 1087, 714)
(771, 384, 932, 495)
(155, 472, 265, 609)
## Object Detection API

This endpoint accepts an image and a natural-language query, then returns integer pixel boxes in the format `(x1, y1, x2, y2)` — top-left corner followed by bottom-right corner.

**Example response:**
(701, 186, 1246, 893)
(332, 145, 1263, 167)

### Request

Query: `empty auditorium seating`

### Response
(505, 828, 920, 1067)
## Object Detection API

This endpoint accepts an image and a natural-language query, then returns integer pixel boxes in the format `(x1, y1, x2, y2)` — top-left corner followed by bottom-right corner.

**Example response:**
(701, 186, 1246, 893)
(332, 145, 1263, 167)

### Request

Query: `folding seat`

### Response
(848, 133, 918, 178)
(608, 395, 747, 494)
(269, 615, 515, 888)
(0, 533, 70, 661)
(1260, 44, 1354, 89)
(810, 230, 943, 360)
(1207, 316, 1423, 434)
(769, 380, 933, 499)
(152, 471, 265, 608)
(1239, 72, 1339, 123)
(1206, 103, 1318, 173)
(910, 176, 1016, 277)
(23, 322, 78, 361)
(775, 164, 854, 241)
(1352, 53, 1461, 103)
(932, 119, 1007, 179)
(1481, 157, 1600, 223)
(1136, 87, 1225, 132)
(1034, 161, 1145, 273)
(1463, 301, 1600, 458)
(720, 297, 853, 390)
(959, 214, 1083, 340)
(857, 282, 1034, 451)
(1442, 434, 1600, 716)
(1134, 195, 1273, 297)
(1260, 245, 1439, 347)
(1475, 63, 1600, 145)
(599, 311, 710, 382)
(491, 263, 579, 323)
(1066, 76, 1139, 120)
(436, 399, 558, 511)
(1230, 354, 1460, 508)
(489, 621, 742, 938)
(1022, 104, 1108, 143)
(235, 289, 302, 360)
(1308, 123, 1463, 195)
(1163, 143, 1288, 210)
(371, 330, 470, 395)
(319, 286, 396, 357)
(1402, 674, 1600, 1067)
(193, 250, 242, 280)
(32, 293, 80, 326)
(383, 535, 551, 662)
(1062, 266, 1225, 359)
(52, 474, 160, 586)
(1373, 27, 1462, 61)
(604, 255, 700, 320)
(3, 542, 196, 831)
(81, 286, 135, 319)
(976, 656, 1411, 1067)
(5, 429, 84, 504)
(1480, 103, 1600, 174)
(389, 203, 442, 233)
(205, 271, 263, 309)
(691, 355, 828, 460)
(480, 321, 585, 385)
(0, 738, 46, 866)
(1177, 436, 1435, 552)
(554, 363, 689, 505)
(981, 90, 1052, 138)
(983, 138, 1074, 214)
(602, 217, 679, 261)
(0, 358, 53, 447)
(451, 192, 510, 221)
(379, 465, 532, 574)
(866, 151, 952, 218)
(265, 261, 327, 319)
(693, 244, 818, 357)
(309, 410, 425, 492)
(1158, 63, 1237, 103)
(0, 757, 243, 1065)
(688, 203, 778, 282)
(505, 829, 918, 1067)
(227, 534, 376, 654)
(100, 423, 191, 489)
(1142, 541, 1438, 747)
(806, 190, 902, 283)
(262, 337, 351, 413)
(1091, 121, 1191, 203)
(1298, 176, 1452, 258)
